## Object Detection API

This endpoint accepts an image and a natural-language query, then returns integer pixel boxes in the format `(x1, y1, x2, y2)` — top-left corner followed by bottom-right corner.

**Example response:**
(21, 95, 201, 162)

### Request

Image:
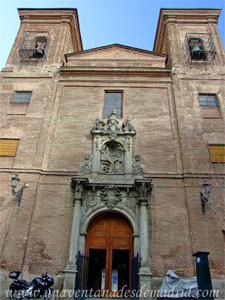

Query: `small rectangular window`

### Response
(209, 145, 225, 162)
(199, 94, 218, 106)
(10, 91, 32, 104)
(0, 139, 19, 157)
(103, 91, 122, 118)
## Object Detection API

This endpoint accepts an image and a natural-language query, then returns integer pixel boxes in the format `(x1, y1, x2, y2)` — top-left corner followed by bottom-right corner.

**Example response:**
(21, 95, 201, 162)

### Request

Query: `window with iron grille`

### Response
(10, 91, 32, 104)
(199, 94, 218, 106)
(0, 139, 19, 156)
(209, 145, 225, 163)
(103, 91, 122, 118)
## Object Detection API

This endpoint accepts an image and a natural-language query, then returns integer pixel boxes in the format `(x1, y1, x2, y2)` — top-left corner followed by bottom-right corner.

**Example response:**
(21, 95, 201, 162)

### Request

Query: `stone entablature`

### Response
(71, 178, 152, 214)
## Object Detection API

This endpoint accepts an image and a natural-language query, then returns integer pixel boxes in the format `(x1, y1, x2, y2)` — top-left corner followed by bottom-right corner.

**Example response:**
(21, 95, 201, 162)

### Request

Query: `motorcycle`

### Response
(8, 271, 56, 300)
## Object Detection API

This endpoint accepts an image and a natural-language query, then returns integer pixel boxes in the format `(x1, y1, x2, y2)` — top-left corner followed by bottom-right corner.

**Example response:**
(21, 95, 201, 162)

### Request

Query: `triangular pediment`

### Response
(65, 44, 167, 68)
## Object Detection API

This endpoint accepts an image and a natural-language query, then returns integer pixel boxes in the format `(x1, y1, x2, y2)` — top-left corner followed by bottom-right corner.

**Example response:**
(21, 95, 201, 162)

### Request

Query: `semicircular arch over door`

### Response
(86, 212, 133, 295)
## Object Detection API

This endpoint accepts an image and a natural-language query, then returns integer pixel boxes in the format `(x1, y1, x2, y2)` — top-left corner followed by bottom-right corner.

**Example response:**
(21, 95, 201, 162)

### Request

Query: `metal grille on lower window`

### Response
(0, 139, 19, 156)
(10, 91, 32, 104)
(209, 145, 225, 163)
(103, 92, 122, 118)
(199, 94, 218, 106)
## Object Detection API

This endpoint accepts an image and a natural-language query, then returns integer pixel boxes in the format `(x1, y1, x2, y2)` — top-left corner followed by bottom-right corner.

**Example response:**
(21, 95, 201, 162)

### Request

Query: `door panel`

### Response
(88, 236, 107, 248)
(111, 237, 131, 248)
(86, 213, 133, 293)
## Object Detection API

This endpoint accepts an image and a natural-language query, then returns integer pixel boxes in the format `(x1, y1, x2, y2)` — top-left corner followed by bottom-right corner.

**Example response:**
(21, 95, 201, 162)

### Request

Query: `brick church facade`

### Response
(0, 8, 224, 299)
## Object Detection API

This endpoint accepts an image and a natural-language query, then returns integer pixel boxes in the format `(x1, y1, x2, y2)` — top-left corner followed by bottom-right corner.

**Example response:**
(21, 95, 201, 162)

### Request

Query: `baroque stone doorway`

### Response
(63, 112, 153, 297)
(86, 213, 133, 295)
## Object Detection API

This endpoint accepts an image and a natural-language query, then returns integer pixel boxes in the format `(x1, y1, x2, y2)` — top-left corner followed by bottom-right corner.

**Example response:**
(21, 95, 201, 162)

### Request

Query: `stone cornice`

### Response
(59, 66, 172, 77)
(1, 169, 224, 179)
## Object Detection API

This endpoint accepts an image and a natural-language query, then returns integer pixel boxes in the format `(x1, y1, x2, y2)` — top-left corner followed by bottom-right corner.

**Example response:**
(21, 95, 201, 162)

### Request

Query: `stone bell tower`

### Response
(154, 9, 225, 70)
(3, 8, 82, 72)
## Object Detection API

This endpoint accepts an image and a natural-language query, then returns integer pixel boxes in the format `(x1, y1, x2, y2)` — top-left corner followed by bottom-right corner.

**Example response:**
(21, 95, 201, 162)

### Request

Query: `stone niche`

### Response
(99, 140, 125, 174)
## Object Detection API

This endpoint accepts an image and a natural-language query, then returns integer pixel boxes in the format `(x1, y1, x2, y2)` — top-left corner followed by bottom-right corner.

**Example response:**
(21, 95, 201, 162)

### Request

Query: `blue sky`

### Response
(0, 0, 224, 70)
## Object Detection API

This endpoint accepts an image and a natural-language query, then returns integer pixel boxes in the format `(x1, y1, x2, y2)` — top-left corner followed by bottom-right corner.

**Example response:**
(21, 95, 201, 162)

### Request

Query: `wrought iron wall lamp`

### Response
(11, 174, 28, 206)
(200, 181, 211, 213)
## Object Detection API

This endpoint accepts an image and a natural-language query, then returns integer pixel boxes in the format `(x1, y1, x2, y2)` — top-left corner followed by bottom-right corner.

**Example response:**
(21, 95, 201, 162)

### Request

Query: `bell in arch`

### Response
(191, 45, 202, 52)
(189, 38, 206, 60)
(33, 36, 47, 58)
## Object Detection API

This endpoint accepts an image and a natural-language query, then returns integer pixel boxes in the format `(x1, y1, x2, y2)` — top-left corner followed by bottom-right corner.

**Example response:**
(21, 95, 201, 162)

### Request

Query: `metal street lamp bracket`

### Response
(11, 174, 28, 206)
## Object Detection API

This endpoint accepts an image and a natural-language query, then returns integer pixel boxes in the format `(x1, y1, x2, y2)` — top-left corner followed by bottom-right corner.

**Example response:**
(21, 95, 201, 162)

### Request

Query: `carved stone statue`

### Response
(100, 145, 111, 173)
(122, 116, 136, 133)
(91, 115, 105, 132)
(114, 154, 123, 173)
(100, 141, 125, 173)
(132, 154, 144, 174)
(80, 152, 92, 174)
(107, 110, 120, 139)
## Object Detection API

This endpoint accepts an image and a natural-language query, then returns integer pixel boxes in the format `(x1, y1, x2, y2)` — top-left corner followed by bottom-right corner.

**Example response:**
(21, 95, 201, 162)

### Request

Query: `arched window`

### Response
(188, 38, 206, 60)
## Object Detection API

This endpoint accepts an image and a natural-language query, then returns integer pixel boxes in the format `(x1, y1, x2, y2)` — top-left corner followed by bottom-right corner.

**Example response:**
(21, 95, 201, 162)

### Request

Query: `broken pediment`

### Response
(65, 44, 167, 68)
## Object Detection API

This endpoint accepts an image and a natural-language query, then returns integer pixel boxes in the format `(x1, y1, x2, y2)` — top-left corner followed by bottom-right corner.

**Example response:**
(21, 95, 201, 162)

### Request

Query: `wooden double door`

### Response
(86, 213, 133, 294)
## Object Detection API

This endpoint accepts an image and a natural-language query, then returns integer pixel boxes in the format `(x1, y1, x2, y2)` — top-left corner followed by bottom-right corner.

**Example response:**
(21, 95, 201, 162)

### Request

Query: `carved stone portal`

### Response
(67, 111, 153, 295)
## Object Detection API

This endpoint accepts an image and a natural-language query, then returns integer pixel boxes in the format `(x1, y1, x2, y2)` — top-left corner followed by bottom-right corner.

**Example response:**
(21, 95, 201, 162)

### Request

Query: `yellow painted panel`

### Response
(209, 145, 225, 163)
(0, 139, 19, 156)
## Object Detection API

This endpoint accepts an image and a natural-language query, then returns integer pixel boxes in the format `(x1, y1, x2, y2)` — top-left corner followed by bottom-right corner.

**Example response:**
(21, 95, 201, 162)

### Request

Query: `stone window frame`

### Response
(10, 90, 32, 104)
(103, 90, 123, 119)
(0, 138, 20, 157)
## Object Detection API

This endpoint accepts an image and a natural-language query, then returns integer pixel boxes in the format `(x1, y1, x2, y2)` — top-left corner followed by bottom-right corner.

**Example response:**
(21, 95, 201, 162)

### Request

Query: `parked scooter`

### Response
(8, 271, 56, 300)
